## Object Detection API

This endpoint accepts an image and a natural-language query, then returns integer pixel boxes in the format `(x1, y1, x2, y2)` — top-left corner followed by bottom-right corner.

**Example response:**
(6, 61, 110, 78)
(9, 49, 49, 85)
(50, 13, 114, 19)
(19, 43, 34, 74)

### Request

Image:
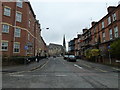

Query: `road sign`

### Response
(107, 46, 111, 49)
(24, 46, 28, 50)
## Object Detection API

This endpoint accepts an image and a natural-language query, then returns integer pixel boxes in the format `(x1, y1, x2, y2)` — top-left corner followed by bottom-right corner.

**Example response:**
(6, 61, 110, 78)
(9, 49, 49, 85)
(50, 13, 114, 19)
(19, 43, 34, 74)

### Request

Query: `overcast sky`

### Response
(29, 0, 119, 48)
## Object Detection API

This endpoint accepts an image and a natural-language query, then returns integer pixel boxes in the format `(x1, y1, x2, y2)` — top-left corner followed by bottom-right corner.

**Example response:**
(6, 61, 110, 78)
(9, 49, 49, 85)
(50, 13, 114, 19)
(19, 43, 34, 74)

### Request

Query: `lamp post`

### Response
(108, 46, 111, 64)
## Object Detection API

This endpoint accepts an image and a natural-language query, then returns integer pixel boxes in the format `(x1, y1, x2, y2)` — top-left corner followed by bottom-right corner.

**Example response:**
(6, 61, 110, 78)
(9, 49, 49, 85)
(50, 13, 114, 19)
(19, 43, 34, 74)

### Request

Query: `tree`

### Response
(110, 39, 120, 59)
(85, 49, 100, 61)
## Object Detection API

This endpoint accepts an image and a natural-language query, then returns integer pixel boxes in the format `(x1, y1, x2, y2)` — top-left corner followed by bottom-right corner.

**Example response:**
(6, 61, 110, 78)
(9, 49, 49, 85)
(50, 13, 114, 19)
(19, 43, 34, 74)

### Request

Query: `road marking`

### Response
(74, 64, 83, 69)
(112, 68, 120, 71)
(83, 64, 91, 68)
(8, 60, 50, 75)
(55, 75, 67, 77)
(10, 74, 24, 77)
(95, 68, 107, 72)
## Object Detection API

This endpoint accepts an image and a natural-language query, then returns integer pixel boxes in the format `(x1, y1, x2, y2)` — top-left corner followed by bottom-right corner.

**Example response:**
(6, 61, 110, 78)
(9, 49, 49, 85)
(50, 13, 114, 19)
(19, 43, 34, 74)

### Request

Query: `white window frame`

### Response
(102, 21, 104, 29)
(2, 24, 9, 33)
(14, 28, 21, 37)
(109, 29, 113, 40)
(29, 20, 31, 27)
(13, 42, 20, 53)
(114, 26, 119, 38)
(16, 11, 22, 22)
(28, 34, 30, 40)
(1, 41, 8, 51)
(16, 0, 23, 8)
(108, 16, 111, 25)
(4, 6, 11, 16)
(112, 13, 116, 21)
(102, 32, 106, 42)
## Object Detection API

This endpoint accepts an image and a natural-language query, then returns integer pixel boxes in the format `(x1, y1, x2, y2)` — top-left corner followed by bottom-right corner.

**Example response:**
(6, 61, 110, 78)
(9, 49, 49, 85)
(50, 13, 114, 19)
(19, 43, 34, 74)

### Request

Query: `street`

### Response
(2, 57, 120, 88)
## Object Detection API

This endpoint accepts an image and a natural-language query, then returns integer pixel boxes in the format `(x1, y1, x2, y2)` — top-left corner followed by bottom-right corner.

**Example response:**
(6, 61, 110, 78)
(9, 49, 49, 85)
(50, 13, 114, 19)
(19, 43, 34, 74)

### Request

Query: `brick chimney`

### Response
(107, 6, 116, 13)
(91, 21, 97, 26)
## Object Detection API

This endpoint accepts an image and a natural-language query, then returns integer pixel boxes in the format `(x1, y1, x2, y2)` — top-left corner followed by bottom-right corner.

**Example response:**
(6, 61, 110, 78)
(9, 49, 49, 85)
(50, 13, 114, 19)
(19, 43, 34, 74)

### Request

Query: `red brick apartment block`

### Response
(90, 5, 120, 51)
(1, 1, 47, 57)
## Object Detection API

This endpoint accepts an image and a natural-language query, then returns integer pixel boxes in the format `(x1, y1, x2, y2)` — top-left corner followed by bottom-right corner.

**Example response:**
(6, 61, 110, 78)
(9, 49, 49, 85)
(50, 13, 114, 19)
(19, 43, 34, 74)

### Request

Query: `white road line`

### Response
(74, 64, 83, 69)
(55, 75, 67, 77)
(10, 74, 24, 77)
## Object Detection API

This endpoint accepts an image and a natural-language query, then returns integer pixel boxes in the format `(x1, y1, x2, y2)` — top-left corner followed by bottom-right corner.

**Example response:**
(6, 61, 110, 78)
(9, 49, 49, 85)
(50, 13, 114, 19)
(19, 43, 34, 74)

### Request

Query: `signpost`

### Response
(108, 45, 111, 64)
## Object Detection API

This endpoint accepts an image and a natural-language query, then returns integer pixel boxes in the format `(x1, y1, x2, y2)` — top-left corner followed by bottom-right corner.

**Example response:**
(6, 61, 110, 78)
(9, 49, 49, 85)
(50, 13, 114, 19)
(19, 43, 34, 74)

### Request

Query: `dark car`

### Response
(64, 55, 69, 60)
(25, 56, 36, 64)
(68, 55, 76, 62)
(75, 56, 81, 59)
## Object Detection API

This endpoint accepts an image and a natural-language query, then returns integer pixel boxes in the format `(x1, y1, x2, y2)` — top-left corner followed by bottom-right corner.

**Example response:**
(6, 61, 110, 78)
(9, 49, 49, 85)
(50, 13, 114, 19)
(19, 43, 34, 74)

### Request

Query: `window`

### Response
(16, 0, 23, 8)
(2, 24, 9, 33)
(4, 7, 11, 16)
(16, 12, 22, 22)
(102, 21, 104, 29)
(15, 28, 21, 37)
(29, 20, 31, 27)
(109, 29, 112, 40)
(112, 13, 116, 21)
(102, 32, 105, 42)
(1, 41, 8, 51)
(114, 26, 119, 38)
(28, 34, 30, 40)
(14, 42, 20, 53)
(108, 16, 111, 25)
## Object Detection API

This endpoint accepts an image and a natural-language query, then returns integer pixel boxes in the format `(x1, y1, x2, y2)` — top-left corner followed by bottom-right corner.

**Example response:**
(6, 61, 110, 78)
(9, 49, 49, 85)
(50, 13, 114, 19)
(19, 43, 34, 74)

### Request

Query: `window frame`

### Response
(114, 26, 119, 38)
(13, 42, 20, 53)
(4, 6, 11, 16)
(14, 27, 21, 37)
(16, 0, 23, 8)
(112, 13, 117, 21)
(1, 41, 8, 51)
(102, 32, 106, 42)
(108, 16, 111, 25)
(2, 24, 9, 33)
(16, 11, 22, 22)
(102, 21, 104, 29)
(109, 29, 113, 40)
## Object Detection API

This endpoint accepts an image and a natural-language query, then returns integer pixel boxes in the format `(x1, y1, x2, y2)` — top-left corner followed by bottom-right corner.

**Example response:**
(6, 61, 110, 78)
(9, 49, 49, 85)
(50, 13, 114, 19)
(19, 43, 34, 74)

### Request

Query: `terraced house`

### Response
(1, 0, 47, 57)
(68, 4, 120, 61)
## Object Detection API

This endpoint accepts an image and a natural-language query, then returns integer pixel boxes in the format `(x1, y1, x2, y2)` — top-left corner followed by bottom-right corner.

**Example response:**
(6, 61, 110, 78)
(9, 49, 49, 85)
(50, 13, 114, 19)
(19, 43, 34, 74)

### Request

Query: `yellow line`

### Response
(8, 60, 50, 75)
(95, 68, 107, 72)
(83, 64, 91, 68)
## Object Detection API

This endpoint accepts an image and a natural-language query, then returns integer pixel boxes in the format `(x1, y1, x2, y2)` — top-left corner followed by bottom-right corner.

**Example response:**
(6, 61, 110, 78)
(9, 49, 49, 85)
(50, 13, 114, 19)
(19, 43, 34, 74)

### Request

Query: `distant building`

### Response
(48, 43, 64, 56)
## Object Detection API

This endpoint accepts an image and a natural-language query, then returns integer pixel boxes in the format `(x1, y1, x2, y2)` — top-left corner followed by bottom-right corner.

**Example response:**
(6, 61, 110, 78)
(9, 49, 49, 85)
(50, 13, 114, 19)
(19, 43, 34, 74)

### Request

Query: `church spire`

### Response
(63, 35, 66, 52)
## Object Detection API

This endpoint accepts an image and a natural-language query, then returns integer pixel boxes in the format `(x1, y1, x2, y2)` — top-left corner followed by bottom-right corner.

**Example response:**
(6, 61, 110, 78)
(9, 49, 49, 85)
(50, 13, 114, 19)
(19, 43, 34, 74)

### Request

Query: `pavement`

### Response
(2, 57, 120, 89)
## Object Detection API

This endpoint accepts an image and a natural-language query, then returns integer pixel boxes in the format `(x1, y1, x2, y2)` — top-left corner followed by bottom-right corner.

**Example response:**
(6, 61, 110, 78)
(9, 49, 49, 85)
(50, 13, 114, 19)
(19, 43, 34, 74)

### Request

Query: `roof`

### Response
(26, 1, 36, 18)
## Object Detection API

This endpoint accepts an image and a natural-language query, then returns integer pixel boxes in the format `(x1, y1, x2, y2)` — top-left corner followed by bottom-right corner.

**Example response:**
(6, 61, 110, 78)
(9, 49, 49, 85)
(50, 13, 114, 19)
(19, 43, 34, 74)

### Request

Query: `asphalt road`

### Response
(2, 57, 120, 89)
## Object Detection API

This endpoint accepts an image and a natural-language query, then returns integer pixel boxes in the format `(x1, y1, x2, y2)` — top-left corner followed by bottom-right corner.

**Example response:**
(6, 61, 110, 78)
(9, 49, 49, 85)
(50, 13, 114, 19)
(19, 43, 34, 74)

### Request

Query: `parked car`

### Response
(53, 56, 56, 58)
(75, 56, 81, 59)
(64, 55, 69, 60)
(68, 55, 76, 62)
(25, 56, 36, 64)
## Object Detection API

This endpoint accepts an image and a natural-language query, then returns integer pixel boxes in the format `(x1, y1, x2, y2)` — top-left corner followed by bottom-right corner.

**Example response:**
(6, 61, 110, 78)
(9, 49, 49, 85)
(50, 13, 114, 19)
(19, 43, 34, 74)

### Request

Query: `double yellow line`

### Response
(8, 60, 50, 75)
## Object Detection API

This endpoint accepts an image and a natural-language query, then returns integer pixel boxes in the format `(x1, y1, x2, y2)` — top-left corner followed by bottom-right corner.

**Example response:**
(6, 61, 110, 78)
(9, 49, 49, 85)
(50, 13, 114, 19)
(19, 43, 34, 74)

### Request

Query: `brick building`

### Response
(89, 5, 120, 56)
(1, 0, 48, 57)
(68, 4, 120, 60)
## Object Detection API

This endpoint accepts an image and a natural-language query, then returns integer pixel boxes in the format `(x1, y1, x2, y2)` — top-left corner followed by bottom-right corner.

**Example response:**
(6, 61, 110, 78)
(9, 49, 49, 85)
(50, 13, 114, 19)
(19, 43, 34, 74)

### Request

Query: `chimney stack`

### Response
(107, 6, 116, 13)
(91, 21, 97, 26)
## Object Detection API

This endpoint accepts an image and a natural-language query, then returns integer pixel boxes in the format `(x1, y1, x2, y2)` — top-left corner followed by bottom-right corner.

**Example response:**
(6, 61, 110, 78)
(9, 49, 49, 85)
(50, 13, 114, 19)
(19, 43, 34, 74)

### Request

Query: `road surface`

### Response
(2, 57, 120, 89)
